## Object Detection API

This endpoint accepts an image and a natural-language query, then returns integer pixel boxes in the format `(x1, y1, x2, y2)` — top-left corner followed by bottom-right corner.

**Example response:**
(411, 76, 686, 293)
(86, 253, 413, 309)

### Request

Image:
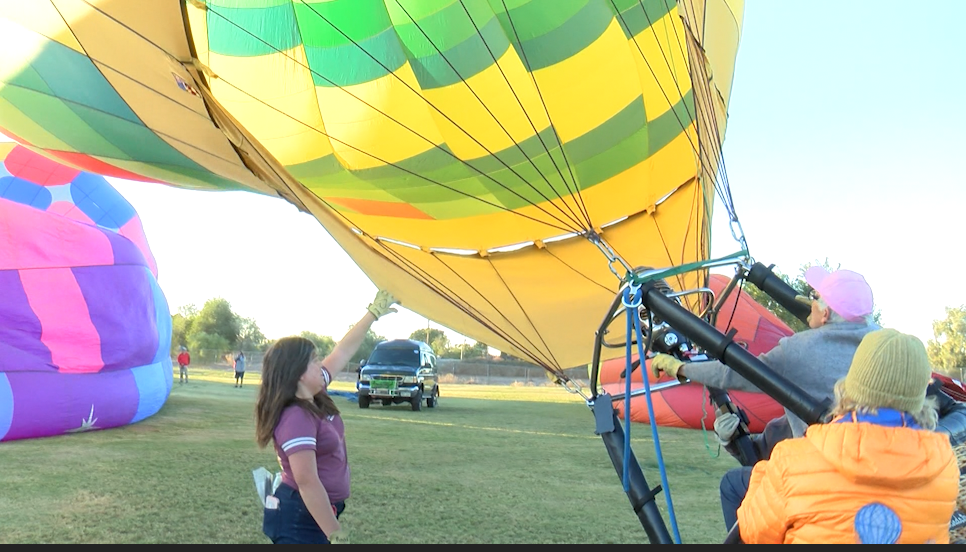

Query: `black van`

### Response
(356, 339, 439, 411)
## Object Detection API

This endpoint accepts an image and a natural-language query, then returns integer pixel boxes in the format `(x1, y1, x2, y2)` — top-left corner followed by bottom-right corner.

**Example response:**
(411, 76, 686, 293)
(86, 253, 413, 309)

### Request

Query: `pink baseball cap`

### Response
(804, 266, 873, 322)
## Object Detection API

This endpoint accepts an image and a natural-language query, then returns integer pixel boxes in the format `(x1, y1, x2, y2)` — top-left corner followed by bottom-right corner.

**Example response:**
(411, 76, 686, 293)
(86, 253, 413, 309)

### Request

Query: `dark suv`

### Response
(356, 339, 439, 411)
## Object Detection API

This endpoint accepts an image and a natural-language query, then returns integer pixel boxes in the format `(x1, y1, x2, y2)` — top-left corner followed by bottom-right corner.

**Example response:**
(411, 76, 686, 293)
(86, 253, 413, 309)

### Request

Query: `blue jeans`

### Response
(719, 466, 752, 531)
(263, 483, 346, 544)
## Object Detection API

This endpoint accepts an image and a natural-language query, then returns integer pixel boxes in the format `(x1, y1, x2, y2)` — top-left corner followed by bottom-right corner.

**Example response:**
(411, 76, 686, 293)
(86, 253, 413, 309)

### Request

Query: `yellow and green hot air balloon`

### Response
(0, 0, 745, 378)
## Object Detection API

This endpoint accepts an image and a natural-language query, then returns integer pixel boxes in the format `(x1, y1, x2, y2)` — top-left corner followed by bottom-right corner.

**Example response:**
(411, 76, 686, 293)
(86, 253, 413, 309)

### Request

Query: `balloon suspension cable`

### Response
(587, 230, 633, 283)
(729, 216, 751, 265)
(554, 372, 591, 402)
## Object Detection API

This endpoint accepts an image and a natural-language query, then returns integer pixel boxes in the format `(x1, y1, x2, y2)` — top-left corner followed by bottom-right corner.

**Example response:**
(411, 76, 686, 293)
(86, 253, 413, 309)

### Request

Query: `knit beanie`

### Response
(841, 328, 932, 412)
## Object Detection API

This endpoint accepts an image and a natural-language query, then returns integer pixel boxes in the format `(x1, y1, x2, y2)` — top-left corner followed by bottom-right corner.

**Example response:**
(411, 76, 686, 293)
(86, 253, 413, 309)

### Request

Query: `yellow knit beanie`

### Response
(841, 329, 932, 412)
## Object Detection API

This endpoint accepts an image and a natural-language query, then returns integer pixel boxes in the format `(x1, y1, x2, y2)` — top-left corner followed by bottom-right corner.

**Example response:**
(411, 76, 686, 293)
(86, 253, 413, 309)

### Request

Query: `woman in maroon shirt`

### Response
(255, 290, 398, 544)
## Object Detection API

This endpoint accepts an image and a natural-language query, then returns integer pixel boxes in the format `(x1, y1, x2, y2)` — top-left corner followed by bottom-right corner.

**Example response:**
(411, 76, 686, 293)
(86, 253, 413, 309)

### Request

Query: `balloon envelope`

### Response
(0, 0, 744, 374)
(0, 143, 172, 442)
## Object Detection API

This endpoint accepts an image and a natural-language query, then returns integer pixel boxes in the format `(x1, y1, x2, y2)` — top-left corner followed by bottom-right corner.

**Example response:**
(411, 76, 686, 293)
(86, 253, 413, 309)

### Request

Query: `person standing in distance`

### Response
(234, 352, 246, 388)
(177, 347, 190, 384)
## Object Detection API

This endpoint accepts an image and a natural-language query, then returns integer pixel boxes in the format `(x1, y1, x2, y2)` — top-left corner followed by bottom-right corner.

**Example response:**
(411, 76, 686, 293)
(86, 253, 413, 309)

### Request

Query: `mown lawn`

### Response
(0, 368, 740, 544)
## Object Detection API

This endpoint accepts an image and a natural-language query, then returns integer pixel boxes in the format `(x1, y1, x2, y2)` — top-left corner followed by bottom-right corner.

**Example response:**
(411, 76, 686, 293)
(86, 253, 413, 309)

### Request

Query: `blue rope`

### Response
(622, 285, 682, 543)
(620, 286, 639, 493)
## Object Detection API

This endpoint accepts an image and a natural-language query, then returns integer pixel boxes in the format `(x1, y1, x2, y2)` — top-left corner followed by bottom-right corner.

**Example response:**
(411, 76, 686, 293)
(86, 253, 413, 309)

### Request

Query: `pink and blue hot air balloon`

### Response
(0, 143, 172, 442)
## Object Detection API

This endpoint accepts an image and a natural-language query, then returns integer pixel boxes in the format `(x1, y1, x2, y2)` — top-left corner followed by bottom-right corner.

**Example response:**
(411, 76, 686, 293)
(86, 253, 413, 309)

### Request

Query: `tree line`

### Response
(170, 297, 506, 366)
(172, 261, 966, 374)
(171, 298, 267, 362)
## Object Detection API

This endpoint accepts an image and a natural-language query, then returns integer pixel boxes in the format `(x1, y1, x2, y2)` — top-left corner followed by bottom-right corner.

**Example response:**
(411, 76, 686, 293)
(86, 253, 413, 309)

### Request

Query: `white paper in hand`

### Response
(253, 467, 275, 508)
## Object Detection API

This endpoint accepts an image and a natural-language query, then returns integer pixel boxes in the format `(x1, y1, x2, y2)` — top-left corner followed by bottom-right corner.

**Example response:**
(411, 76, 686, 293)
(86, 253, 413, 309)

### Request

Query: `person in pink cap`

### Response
(650, 265, 880, 531)
(800, 266, 875, 328)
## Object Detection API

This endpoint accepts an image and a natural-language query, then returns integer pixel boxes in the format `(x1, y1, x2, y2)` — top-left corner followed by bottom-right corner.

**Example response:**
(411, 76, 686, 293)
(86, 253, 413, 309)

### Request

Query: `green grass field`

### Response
(0, 368, 741, 544)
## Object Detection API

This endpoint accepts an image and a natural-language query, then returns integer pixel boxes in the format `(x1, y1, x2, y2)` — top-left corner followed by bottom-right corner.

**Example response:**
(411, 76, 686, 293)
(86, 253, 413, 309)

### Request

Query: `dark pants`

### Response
(719, 466, 753, 531)
(263, 483, 345, 544)
(235, 371, 245, 386)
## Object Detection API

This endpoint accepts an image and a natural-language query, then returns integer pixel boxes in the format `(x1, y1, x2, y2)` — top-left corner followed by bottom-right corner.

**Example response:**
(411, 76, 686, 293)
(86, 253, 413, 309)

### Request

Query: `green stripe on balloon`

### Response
(294, 0, 394, 47)
(288, 89, 693, 215)
(494, 0, 609, 72)
(206, 2, 301, 57)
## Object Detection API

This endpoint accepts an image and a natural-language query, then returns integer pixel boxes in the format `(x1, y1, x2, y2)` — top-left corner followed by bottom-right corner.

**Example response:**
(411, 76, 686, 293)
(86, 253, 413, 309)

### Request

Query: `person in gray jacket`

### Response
(652, 265, 878, 438)
(650, 265, 878, 530)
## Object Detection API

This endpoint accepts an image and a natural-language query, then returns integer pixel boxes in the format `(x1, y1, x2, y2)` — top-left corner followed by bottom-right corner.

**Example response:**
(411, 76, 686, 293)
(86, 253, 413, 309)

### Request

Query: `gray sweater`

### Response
(682, 320, 880, 437)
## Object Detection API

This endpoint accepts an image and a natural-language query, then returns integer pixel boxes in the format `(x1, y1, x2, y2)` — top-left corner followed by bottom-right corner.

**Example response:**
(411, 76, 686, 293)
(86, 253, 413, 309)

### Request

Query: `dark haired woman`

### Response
(255, 290, 398, 544)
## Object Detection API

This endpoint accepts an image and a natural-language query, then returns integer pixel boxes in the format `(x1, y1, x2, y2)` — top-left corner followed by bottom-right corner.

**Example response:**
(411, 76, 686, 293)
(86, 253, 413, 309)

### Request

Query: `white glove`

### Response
(367, 289, 398, 320)
(713, 412, 740, 445)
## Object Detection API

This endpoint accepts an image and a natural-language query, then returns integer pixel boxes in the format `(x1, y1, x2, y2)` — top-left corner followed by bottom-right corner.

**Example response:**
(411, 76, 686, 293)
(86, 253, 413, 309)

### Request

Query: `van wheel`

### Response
(411, 390, 423, 411)
(358, 395, 370, 409)
(427, 388, 439, 408)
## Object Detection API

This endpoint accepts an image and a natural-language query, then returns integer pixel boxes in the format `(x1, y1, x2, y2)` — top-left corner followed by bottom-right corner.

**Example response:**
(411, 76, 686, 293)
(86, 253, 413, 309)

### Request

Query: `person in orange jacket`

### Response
(737, 328, 959, 544)
(177, 347, 191, 384)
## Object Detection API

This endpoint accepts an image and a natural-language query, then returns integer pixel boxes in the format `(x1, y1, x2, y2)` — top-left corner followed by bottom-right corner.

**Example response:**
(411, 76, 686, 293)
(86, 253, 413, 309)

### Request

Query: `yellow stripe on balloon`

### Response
(628, 8, 693, 122)
(185, 0, 211, 69)
(208, 47, 334, 166)
(527, 19, 640, 143)
(421, 48, 549, 161)
(315, 62, 441, 170)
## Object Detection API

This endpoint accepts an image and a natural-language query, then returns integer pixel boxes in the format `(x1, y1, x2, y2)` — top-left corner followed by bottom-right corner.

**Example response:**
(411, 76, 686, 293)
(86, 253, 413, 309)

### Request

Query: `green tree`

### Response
(188, 331, 231, 363)
(170, 304, 199, 355)
(300, 331, 336, 358)
(193, 298, 241, 347)
(408, 328, 450, 354)
(440, 344, 465, 359)
(927, 306, 966, 375)
(179, 304, 199, 319)
(354, 328, 386, 364)
(464, 341, 489, 360)
(238, 317, 268, 351)
(170, 313, 190, 355)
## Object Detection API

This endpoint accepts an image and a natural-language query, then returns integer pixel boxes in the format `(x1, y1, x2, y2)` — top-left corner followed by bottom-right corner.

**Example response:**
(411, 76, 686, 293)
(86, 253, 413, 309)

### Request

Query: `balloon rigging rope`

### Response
(365, 239, 566, 373)
(482, 253, 563, 370)
(75, 0, 586, 235)
(496, 0, 592, 228)
(206, 76, 576, 232)
(393, 0, 592, 230)
(626, 0, 743, 243)
(292, 0, 591, 233)
(671, 0, 742, 239)
(612, 1, 701, 163)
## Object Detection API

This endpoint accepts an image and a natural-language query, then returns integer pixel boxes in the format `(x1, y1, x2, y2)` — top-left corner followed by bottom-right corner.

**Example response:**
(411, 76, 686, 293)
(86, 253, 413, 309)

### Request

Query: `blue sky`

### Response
(710, 1, 966, 345)
(93, 2, 966, 349)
